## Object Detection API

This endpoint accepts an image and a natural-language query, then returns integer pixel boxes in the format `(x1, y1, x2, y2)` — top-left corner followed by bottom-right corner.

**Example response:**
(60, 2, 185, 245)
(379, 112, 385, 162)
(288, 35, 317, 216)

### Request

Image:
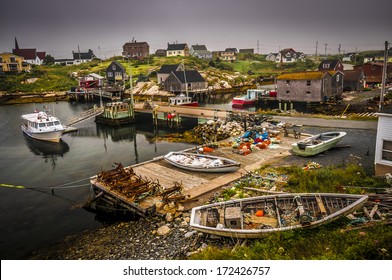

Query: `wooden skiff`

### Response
(292, 131, 347, 156)
(190, 193, 368, 238)
(163, 151, 241, 173)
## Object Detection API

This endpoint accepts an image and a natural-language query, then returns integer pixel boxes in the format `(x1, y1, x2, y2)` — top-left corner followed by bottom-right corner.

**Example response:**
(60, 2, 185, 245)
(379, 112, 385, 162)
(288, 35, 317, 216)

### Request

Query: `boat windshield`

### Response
(47, 122, 54, 126)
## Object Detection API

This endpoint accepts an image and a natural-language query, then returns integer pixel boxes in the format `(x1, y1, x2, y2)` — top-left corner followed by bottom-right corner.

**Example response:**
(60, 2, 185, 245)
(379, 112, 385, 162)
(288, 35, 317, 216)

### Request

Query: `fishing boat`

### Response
(21, 111, 66, 142)
(190, 193, 368, 238)
(232, 89, 266, 106)
(169, 93, 199, 106)
(291, 131, 347, 156)
(163, 151, 240, 173)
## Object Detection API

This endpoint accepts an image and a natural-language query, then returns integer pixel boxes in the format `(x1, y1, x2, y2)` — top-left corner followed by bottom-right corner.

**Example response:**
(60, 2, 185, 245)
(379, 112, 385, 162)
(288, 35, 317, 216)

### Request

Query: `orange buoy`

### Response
(255, 210, 264, 217)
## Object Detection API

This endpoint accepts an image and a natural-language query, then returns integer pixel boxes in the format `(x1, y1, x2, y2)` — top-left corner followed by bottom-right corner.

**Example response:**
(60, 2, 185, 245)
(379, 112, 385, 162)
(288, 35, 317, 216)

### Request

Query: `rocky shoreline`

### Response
(0, 91, 69, 105)
(29, 211, 234, 260)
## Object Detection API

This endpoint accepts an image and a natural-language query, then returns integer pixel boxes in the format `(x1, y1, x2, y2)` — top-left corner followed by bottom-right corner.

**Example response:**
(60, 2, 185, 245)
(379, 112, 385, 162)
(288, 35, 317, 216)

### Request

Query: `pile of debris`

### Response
(193, 120, 243, 143)
(95, 163, 188, 217)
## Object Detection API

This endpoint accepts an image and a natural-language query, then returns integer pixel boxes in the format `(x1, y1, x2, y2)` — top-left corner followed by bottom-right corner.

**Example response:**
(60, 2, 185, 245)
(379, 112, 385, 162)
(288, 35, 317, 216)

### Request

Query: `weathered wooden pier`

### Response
(89, 135, 300, 216)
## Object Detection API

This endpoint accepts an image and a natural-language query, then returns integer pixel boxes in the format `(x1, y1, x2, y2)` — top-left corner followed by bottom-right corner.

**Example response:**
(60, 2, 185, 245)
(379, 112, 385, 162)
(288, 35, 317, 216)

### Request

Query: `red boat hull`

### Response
(232, 98, 256, 106)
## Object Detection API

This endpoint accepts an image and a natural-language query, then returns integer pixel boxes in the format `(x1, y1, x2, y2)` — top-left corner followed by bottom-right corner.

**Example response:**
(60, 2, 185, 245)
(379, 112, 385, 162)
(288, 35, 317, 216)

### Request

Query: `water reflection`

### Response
(24, 136, 70, 168)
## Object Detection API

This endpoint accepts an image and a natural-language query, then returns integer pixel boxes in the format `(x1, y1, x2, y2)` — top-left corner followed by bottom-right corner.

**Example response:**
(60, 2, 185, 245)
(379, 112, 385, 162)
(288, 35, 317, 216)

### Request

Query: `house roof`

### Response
(158, 64, 181, 74)
(107, 61, 125, 71)
(37, 52, 46, 60)
(88, 73, 104, 79)
(13, 48, 37, 60)
(327, 70, 344, 77)
(73, 50, 94, 60)
(318, 60, 340, 69)
(193, 50, 212, 56)
(167, 43, 187, 51)
(277, 71, 327, 80)
(225, 48, 237, 53)
(171, 70, 205, 83)
(280, 48, 295, 55)
(123, 41, 149, 47)
(191, 45, 207, 51)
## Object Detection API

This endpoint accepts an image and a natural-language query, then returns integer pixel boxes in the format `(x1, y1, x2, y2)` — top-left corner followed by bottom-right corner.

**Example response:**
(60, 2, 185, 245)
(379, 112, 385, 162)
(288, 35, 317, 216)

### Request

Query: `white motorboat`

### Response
(21, 111, 65, 142)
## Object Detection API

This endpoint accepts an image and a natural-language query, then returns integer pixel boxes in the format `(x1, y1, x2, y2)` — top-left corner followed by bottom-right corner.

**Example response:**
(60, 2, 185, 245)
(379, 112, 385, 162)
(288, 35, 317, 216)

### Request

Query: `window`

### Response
(9, 64, 18, 71)
(306, 80, 311, 86)
(0, 57, 2, 63)
(286, 80, 290, 86)
(382, 140, 392, 161)
(323, 63, 330, 68)
(107, 72, 113, 77)
(336, 75, 340, 82)
(112, 64, 116, 70)
(306, 91, 311, 94)
(10, 56, 16, 63)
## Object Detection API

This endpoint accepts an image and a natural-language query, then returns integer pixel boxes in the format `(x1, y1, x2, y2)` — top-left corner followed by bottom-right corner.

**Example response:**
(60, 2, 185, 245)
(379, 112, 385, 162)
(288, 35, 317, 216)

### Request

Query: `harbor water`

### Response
(0, 101, 195, 259)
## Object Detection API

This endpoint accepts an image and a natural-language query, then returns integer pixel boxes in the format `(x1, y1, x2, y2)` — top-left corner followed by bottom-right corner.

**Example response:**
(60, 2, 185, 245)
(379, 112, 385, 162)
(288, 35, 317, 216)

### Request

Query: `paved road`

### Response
(272, 115, 378, 130)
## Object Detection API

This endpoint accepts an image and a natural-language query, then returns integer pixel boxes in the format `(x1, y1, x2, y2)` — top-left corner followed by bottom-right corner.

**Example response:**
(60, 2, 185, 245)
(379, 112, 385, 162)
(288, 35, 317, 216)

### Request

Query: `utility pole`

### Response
(315, 41, 318, 57)
(257, 40, 259, 54)
(338, 44, 341, 58)
(379, 41, 389, 112)
(324, 43, 328, 56)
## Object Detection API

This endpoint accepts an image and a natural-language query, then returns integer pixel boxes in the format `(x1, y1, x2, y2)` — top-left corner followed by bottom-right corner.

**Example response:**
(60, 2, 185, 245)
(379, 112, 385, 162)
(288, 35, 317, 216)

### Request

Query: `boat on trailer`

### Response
(21, 111, 65, 143)
(291, 131, 347, 156)
(164, 151, 240, 173)
(190, 193, 368, 238)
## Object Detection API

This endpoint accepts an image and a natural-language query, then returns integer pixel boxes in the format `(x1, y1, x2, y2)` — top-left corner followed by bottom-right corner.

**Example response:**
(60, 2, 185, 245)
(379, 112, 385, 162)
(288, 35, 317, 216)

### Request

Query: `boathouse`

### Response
(164, 70, 207, 93)
(276, 71, 335, 103)
(157, 64, 184, 84)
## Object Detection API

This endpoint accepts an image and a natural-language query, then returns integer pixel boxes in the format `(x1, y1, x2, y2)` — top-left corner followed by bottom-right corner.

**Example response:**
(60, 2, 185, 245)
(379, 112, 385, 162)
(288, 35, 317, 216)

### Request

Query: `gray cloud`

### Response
(1, 0, 391, 58)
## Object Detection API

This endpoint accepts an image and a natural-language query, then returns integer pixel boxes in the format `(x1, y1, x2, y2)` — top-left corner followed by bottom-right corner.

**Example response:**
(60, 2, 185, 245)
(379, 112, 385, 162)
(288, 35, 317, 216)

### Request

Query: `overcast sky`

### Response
(1, 0, 391, 58)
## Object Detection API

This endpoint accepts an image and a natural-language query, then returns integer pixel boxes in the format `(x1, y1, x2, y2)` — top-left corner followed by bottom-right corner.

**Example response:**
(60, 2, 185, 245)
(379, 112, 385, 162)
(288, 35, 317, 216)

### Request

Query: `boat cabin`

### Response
(224, 207, 242, 229)
(168, 94, 197, 106)
(247, 89, 267, 99)
(21, 112, 62, 130)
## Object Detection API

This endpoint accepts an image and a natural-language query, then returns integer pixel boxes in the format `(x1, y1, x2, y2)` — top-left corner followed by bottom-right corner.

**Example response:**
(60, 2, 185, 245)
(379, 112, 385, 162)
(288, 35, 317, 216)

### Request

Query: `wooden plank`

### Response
(363, 206, 372, 220)
(315, 195, 327, 216)
(369, 204, 379, 219)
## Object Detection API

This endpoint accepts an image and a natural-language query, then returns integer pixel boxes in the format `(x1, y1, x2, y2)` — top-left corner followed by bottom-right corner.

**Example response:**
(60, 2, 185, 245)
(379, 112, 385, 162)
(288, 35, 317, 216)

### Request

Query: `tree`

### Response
(44, 54, 55, 65)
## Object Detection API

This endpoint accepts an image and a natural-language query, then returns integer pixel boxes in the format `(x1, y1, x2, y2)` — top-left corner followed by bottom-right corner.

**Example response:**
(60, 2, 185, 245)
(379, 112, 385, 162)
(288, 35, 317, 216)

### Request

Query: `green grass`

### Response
(191, 164, 391, 260)
(190, 221, 392, 260)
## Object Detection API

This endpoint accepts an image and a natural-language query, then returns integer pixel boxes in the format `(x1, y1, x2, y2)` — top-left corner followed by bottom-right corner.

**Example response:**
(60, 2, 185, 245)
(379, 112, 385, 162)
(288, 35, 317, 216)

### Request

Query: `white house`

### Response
(375, 113, 392, 176)
(274, 48, 305, 63)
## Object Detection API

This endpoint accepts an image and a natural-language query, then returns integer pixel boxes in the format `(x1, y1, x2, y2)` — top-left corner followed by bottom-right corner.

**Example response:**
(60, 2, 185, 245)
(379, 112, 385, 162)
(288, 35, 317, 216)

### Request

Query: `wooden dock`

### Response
(89, 135, 301, 215)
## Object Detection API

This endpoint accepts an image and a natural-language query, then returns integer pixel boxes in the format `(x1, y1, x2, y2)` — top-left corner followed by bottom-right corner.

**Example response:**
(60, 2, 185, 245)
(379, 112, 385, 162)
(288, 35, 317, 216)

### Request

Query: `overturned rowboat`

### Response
(163, 151, 241, 173)
(190, 193, 368, 238)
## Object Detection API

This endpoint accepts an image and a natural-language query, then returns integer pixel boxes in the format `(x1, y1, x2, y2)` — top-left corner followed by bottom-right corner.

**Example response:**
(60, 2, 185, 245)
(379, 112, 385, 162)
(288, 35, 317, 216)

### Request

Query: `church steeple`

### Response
(14, 37, 19, 50)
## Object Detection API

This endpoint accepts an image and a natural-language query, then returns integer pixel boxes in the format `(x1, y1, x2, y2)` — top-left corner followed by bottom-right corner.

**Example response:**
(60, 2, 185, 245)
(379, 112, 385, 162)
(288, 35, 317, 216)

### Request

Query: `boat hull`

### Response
(164, 151, 240, 173)
(190, 193, 368, 238)
(22, 125, 64, 143)
(292, 132, 346, 156)
(232, 99, 256, 106)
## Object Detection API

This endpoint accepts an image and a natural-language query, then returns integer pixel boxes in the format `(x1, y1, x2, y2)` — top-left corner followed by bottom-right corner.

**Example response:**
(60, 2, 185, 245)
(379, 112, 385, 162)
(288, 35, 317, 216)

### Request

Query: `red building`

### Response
(353, 62, 392, 86)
